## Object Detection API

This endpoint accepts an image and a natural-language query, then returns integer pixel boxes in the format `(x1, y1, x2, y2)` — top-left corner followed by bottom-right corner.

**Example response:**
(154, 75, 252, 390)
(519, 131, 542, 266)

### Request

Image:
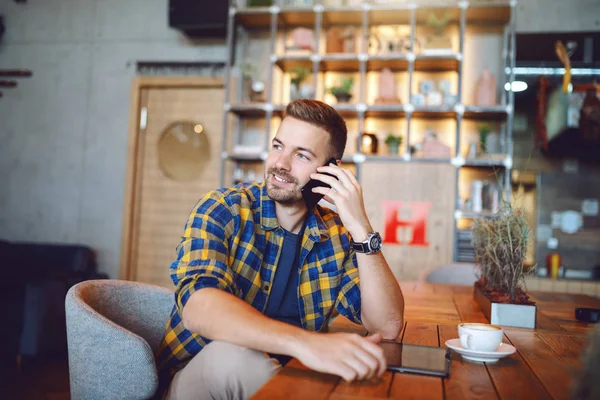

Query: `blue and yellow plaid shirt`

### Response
(155, 182, 362, 392)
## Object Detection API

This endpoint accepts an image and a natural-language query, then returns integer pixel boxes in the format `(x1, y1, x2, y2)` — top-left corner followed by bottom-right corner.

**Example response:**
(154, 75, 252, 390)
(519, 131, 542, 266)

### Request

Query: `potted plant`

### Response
(290, 67, 312, 101)
(327, 76, 354, 103)
(423, 12, 452, 55)
(384, 133, 403, 155)
(471, 206, 537, 329)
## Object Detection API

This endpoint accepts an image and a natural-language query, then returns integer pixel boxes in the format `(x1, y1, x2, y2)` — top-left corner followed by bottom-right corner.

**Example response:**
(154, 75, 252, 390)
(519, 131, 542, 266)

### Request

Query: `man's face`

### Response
(264, 117, 332, 205)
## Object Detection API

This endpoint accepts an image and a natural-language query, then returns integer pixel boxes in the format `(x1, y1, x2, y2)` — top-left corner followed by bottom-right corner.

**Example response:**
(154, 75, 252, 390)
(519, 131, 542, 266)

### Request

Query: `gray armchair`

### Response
(65, 279, 173, 400)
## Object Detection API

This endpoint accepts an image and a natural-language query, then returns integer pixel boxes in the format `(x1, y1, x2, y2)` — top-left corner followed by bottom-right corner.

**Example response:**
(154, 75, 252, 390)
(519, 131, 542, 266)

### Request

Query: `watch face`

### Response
(369, 233, 382, 251)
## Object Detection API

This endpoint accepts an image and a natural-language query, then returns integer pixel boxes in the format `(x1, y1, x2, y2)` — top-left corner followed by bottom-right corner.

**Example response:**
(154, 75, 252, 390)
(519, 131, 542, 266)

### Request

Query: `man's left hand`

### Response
(310, 163, 372, 241)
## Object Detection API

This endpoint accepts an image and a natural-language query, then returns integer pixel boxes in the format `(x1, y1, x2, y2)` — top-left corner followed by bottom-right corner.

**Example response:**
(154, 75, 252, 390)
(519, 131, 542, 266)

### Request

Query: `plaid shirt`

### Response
(155, 182, 362, 393)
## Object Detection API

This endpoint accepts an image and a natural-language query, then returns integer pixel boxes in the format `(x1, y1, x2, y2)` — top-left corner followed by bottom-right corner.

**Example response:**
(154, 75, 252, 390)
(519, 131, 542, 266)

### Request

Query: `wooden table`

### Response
(251, 281, 600, 400)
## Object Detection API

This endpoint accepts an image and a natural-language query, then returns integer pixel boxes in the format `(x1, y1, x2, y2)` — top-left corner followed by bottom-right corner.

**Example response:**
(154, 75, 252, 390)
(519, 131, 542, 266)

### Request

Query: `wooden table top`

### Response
(251, 281, 600, 400)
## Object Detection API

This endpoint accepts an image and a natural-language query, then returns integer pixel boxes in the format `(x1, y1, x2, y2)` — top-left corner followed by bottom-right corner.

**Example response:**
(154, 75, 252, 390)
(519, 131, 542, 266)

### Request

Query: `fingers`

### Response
(342, 356, 371, 381)
(356, 335, 387, 377)
(336, 362, 358, 383)
(338, 168, 361, 191)
(311, 185, 340, 203)
(310, 172, 349, 196)
(350, 347, 380, 380)
(365, 332, 382, 344)
(316, 165, 355, 190)
(344, 334, 386, 380)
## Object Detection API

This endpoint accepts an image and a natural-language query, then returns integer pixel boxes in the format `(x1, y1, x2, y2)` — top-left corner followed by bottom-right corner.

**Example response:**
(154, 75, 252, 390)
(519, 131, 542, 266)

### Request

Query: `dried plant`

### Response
(471, 206, 533, 302)
(573, 325, 600, 400)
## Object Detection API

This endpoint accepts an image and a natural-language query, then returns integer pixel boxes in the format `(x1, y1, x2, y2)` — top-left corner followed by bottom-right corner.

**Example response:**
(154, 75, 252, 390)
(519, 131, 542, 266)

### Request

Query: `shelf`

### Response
(227, 2, 516, 267)
(463, 105, 510, 120)
(229, 103, 269, 117)
(322, 7, 364, 25)
(231, 103, 509, 122)
(463, 155, 509, 167)
(273, 53, 460, 73)
(234, 2, 512, 30)
(365, 104, 408, 119)
(332, 103, 359, 118)
(367, 55, 410, 72)
(235, 8, 273, 29)
(412, 106, 456, 119)
(274, 55, 313, 72)
(321, 54, 360, 72)
(414, 55, 460, 72)
(277, 8, 316, 26)
(466, 3, 512, 24)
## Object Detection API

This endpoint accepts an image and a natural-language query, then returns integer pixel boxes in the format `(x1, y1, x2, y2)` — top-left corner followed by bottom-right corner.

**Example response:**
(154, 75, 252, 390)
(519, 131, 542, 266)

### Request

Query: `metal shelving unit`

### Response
(221, 0, 517, 262)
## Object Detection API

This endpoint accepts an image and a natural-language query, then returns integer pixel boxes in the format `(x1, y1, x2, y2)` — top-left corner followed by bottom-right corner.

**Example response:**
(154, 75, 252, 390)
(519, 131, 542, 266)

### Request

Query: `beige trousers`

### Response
(166, 341, 282, 400)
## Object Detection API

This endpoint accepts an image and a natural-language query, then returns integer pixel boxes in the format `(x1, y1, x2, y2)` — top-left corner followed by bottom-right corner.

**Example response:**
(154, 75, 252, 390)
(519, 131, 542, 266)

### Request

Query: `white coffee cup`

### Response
(458, 323, 503, 352)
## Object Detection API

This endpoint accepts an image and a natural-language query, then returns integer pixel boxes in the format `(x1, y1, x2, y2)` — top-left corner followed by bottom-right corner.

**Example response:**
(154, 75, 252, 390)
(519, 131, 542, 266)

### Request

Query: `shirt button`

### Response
(263, 284, 269, 292)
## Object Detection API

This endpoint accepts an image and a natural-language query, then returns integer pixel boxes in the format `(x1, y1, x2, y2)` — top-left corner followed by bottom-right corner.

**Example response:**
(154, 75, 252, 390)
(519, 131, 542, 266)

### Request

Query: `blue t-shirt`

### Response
(264, 228, 304, 364)
(264, 228, 303, 327)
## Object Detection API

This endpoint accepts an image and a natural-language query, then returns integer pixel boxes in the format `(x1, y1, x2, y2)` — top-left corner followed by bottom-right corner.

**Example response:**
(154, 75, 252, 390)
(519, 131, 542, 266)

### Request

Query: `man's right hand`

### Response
(292, 331, 387, 382)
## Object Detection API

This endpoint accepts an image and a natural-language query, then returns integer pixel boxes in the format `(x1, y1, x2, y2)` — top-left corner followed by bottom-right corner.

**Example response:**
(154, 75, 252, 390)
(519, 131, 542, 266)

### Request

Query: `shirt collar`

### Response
(259, 182, 330, 242)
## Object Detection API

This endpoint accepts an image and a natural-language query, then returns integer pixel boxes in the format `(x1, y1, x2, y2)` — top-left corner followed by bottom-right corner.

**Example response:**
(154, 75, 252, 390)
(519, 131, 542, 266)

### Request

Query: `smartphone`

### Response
(380, 341, 452, 377)
(301, 157, 338, 210)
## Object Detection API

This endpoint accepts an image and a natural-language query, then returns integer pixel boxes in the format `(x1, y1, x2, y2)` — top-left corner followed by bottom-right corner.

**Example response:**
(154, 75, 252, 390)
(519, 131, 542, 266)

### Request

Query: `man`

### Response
(155, 99, 404, 400)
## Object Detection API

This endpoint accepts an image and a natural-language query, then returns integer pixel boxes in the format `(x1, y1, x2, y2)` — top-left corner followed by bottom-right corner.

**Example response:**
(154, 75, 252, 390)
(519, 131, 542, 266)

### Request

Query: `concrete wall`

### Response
(0, 0, 598, 279)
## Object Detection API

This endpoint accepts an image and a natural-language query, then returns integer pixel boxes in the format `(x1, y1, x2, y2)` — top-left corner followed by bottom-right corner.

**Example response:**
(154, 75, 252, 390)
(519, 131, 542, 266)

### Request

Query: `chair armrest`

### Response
(65, 287, 158, 400)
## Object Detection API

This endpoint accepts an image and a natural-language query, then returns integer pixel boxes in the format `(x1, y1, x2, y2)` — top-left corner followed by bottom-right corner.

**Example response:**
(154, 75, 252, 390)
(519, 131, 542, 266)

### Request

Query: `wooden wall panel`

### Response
(361, 162, 456, 280)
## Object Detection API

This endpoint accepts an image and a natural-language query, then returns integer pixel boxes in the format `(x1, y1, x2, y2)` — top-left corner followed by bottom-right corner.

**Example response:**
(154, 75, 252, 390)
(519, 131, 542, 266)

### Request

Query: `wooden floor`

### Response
(4, 356, 70, 400)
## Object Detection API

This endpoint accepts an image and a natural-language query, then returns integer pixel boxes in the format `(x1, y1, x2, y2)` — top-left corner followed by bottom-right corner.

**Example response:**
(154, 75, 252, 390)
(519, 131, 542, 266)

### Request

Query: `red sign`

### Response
(382, 201, 432, 246)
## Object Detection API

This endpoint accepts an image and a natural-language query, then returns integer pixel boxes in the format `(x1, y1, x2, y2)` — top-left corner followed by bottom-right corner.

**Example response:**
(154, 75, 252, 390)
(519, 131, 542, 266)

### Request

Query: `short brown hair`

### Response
(284, 99, 347, 160)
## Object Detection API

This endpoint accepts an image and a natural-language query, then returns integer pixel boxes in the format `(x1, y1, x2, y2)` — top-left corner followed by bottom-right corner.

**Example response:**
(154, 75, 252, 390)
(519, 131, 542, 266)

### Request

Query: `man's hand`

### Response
(292, 331, 387, 382)
(310, 164, 372, 241)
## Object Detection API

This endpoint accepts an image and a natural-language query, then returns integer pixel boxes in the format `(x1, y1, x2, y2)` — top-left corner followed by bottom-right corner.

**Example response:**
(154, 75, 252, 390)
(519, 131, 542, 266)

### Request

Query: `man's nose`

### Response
(275, 153, 292, 171)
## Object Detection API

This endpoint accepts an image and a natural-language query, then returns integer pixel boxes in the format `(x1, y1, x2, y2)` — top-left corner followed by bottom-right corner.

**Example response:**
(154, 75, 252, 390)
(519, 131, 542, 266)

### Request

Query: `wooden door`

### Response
(121, 77, 224, 288)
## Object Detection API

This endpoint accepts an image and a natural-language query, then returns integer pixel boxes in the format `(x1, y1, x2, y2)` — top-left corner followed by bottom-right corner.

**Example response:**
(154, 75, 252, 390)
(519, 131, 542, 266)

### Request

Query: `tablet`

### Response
(380, 341, 451, 377)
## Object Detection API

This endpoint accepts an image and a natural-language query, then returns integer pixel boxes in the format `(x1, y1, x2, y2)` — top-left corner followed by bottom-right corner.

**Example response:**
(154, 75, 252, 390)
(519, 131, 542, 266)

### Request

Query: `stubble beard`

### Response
(265, 168, 302, 204)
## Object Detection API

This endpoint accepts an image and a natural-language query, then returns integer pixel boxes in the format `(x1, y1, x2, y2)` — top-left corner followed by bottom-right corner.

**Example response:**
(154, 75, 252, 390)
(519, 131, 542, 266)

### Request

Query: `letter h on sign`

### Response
(381, 201, 431, 246)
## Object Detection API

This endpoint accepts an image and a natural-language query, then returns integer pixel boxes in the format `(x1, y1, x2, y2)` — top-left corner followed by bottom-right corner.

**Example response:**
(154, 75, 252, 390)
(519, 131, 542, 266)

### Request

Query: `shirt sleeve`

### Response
(335, 247, 362, 325)
(170, 190, 238, 313)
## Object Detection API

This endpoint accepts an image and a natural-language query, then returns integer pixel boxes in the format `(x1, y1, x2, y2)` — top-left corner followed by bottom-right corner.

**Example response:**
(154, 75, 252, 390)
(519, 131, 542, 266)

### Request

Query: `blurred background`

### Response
(0, 0, 599, 398)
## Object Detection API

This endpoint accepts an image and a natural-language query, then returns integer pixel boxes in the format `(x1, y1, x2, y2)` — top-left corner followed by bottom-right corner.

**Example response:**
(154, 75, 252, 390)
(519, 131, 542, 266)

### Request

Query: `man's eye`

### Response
(298, 153, 309, 160)
(272, 144, 282, 150)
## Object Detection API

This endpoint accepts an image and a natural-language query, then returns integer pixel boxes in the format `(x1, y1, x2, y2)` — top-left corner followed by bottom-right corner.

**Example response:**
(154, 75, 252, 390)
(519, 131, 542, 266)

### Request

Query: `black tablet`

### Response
(380, 341, 451, 377)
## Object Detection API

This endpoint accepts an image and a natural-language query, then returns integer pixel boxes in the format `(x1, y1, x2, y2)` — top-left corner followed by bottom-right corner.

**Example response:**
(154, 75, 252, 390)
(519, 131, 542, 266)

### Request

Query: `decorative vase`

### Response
(361, 133, 378, 154)
(291, 83, 314, 101)
(485, 132, 500, 154)
(299, 83, 314, 99)
(290, 83, 300, 101)
(475, 69, 497, 107)
(388, 142, 400, 155)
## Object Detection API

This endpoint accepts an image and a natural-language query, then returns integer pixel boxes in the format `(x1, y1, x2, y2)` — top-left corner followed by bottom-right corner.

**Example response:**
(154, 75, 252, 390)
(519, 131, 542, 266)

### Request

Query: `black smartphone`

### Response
(301, 157, 338, 210)
(380, 341, 452, 377)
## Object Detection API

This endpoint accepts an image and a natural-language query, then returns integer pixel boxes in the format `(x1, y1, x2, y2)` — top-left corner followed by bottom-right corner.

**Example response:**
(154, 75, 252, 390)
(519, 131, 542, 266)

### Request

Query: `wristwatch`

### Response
(351, 232, 382, 254)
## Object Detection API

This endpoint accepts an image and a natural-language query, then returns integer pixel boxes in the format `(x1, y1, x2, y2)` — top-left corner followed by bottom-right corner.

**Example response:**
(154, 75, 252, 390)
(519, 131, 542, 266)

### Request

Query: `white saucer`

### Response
(445, 339, 516, 363)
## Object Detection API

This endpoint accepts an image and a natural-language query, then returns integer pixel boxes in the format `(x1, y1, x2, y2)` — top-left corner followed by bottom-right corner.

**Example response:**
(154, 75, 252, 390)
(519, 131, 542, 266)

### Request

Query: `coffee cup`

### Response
(458, 323, 503, 352)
